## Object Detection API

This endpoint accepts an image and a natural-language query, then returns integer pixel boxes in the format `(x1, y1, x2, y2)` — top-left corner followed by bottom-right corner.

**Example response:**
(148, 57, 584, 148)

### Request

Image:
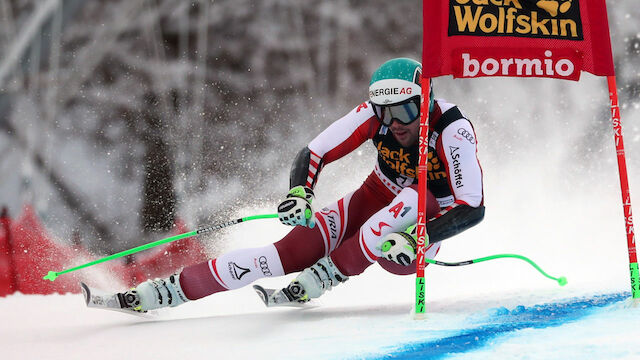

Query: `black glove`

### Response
(379, 228, 417, 266)
(277, 186, 316, 228)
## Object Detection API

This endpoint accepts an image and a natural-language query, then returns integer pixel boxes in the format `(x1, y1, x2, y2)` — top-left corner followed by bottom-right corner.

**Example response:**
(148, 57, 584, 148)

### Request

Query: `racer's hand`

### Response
(380, 231, 417, 266)
(277, 186, 316, 228)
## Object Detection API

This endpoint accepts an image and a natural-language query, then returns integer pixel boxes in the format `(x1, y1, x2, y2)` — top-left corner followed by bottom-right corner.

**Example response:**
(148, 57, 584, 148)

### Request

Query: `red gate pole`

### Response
(415, 77, 432, 319)
(607, 75, 639, 299)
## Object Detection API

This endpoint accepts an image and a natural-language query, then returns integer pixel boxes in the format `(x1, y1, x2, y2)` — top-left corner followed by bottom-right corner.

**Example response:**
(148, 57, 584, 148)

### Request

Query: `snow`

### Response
(2, 269, 640, 359)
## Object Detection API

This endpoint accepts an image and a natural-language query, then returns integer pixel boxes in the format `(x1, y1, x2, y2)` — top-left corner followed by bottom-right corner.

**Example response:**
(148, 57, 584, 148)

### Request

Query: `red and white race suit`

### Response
(178, 99, 484, 300)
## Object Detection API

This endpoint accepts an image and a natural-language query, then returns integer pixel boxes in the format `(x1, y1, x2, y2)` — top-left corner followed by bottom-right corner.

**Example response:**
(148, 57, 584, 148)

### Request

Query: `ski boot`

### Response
(254, 257, 348, 307)
(126, 273, 189, 311)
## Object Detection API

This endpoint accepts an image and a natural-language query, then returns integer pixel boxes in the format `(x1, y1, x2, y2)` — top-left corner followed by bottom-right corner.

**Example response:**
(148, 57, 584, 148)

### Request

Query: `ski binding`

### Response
(80, 282, 154, 317)
(253, 284, 310, 308)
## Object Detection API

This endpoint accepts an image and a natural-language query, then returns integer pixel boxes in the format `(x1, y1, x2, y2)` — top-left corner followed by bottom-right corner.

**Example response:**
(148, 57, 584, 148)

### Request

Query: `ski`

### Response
(252, 284, 309, 308)
(80, 282, 154, 317)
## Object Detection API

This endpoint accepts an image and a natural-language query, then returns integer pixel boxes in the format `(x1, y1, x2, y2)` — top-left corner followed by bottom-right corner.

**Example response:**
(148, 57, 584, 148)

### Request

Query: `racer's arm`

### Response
(289, 102, 378, 189)
(280, 102, 378, 228)
(428, 115, 484, 243)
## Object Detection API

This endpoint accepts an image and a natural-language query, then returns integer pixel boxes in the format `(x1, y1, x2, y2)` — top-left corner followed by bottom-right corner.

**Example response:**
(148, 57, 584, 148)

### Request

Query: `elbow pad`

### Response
(290, 147, 322, 189)
(428, 205, 485, 243)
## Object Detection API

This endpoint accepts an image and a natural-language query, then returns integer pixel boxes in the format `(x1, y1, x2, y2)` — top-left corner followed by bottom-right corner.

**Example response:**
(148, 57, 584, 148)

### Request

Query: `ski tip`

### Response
(80, 282, 91, 305)
(252, 285, 269, 306)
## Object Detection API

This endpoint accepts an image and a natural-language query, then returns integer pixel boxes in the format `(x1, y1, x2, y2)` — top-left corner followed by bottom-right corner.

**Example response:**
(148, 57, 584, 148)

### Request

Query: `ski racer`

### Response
(106, 57, 485, 311)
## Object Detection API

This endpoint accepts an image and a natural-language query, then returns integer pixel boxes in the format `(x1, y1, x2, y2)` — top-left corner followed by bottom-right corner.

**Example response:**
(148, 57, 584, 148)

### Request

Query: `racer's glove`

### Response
(277, 185, 316, 228)
(380, 225, 417, 266)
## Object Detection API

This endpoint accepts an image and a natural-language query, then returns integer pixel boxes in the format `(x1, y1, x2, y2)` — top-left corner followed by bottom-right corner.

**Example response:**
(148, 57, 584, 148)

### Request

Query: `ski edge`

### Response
(252, 284, 309, 308)
(79, 282, 156, 318)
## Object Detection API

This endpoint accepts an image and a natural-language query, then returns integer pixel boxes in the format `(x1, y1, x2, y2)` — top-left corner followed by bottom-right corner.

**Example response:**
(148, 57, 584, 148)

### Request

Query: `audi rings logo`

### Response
(457, 128, 475, 144)
(258, 256, 272, 276)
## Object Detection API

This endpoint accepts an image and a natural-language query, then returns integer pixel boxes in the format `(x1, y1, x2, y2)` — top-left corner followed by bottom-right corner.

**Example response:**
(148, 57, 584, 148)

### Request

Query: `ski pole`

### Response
(425, 253, 567, 286)
(43, 213, 279, 282)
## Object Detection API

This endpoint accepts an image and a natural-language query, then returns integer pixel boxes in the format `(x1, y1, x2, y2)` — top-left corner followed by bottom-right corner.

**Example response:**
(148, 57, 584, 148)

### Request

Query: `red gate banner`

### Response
(423, 0, 615, 80)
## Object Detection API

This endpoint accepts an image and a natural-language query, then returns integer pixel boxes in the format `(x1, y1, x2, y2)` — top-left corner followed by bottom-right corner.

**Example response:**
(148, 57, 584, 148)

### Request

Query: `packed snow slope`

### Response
(2, 269, 640, 359)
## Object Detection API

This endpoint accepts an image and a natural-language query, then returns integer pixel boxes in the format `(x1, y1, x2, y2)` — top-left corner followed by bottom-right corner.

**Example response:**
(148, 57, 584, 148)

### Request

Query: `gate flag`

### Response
(416, 0, 637, 317)
(422, 0, 615, 80)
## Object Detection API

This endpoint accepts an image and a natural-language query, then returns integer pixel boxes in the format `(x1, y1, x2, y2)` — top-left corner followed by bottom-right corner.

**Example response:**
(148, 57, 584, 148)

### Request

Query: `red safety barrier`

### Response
(0, 205, 210, 296)
(0, 207, 15, 296)
(11, 206, 89, 294)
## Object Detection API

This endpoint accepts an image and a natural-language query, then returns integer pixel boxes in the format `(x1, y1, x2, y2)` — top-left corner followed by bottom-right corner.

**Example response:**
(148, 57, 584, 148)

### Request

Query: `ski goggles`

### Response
(371, 96, 421, 127)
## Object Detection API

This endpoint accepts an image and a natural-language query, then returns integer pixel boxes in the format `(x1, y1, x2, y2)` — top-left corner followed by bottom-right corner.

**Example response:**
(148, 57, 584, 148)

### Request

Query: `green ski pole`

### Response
(43, 213, 278, 282)
(424, 253, 567, 286)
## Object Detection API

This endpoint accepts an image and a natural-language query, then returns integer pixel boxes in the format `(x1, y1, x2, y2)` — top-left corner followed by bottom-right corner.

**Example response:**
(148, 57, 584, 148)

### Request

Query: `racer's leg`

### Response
(179, 173, 392, 301)
(275, 187, 440, 303)
(331, 186, 440, 276)
(275, 172, 392, 273)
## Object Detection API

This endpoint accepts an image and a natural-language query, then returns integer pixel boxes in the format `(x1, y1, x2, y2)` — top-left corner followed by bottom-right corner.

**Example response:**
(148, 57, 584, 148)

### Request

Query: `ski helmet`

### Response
(369, 58, 434, 125)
